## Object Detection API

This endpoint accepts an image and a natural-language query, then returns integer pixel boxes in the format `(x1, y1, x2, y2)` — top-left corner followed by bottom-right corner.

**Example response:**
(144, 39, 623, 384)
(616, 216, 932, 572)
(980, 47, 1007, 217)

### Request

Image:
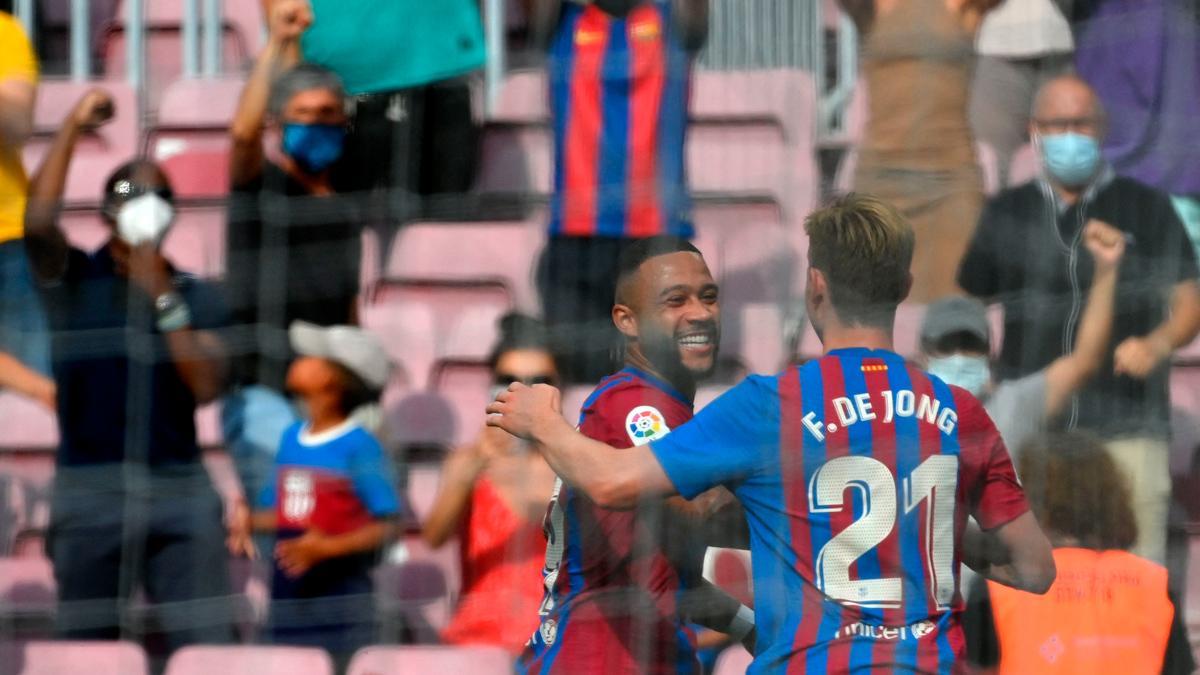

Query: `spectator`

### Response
(525, 0, 708, 384)
(969, 0, 1074, 185)
(421, 314, 559, 654)
(262, 0, 483, 202)
(0, 349, 54, 408)
(840, 0, 1001, 302)
(957, 74, 1200, 563)
(250, 321, 400, 670)
(0, 11, 49, 377)
(24, 89, 238, 653)
(964, 432, 1195, 675)
(920, 218, 1124, 458)
(224, 0, 365, 505)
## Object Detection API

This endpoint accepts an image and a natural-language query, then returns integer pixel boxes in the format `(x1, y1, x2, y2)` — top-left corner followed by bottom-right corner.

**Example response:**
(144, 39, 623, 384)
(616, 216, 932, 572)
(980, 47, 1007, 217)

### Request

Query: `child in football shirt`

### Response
(249, 321, 401, 667)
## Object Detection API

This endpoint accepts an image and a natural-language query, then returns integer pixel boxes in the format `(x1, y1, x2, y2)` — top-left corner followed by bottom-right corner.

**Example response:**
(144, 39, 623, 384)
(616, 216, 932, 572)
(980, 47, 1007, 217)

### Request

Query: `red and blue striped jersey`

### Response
(519, 367, 701, 675)
(547, 0, 694, 239)
(650, 349, 1030, 674)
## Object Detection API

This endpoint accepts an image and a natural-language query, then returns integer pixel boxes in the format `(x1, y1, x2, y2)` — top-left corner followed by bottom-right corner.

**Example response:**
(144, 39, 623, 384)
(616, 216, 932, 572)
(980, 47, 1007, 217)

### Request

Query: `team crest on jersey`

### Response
(626, 406, 669, 445)
(282, 470, 315, 523)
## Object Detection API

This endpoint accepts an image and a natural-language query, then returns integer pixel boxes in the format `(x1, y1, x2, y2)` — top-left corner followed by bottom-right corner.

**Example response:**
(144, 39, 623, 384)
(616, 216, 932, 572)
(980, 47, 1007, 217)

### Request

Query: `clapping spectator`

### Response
(224, 0, 365, 506)
(964, 432, 1195, 675)
(250, 321, 400, 670)
(24, 88, 236, 653)
(0, 11, 50, 379)
(958, 74, 1200, 563)
(525, 0, 708, 384)
(840, 0, 1001, 302)
(422, 314, 559, 654)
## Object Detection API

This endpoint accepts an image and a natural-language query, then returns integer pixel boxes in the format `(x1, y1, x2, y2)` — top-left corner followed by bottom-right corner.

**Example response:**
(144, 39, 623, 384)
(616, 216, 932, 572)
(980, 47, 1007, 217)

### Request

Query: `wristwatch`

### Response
(155, 291, 192, 332)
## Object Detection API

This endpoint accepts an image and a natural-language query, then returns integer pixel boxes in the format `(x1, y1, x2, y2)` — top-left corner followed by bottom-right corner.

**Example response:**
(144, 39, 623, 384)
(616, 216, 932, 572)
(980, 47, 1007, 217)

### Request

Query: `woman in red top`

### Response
(422, 315, 560, 652)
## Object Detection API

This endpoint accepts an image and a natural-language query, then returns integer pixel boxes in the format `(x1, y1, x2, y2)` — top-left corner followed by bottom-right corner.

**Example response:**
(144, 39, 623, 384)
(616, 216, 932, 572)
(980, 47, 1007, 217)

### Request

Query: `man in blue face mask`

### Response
(222, 0, 365, 511)
(932, 219, 1125, 462)
(958, 74, 1200, 563)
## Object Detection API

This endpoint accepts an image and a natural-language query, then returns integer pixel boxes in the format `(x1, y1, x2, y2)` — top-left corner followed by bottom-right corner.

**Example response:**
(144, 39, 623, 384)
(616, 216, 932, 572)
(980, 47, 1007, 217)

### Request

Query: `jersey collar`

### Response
(621, 366, 692, 407)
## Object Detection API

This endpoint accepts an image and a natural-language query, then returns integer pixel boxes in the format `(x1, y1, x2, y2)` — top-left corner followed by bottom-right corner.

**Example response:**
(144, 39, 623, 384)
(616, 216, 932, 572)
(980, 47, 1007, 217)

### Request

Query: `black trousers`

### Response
(48, 467, 235, 654)
(537, 235, 631, 385)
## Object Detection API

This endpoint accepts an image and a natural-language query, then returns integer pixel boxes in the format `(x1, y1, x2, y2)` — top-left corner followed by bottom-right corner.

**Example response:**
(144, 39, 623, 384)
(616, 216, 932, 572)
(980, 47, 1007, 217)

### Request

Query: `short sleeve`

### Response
(1163, 198, 1199, 284)
(256, 474, 277, 509)
(958, 201, 1001, 299)
(650, 375, 780, 499)
(956, 390, 1030, 530)
(349, 432, 401, 517)
(0, 14, 38, 83)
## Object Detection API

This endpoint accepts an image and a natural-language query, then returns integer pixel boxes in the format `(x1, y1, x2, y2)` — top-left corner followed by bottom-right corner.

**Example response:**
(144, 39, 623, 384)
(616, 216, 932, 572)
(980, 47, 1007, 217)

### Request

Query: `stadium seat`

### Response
(432, 362, 492, 449)
(164, 645, 333, 675)
(53, 205, 224, 278)
(1008, 143, 1039, 187)
(561, 385, 594, 427)
(385, 392, 456, 454)
(0, 640, 149, 675)
(0, 393, 58, 450)
(385, 219, 543, 313)
(493, 69, 548, 123)
(0, 556, 57, 633)
(711, 644, 753, 675)
(23, 80, 138, 205)
(739, 303, 786, 375)
(150, 76, 244, 198)
(361, 298, 437, 390)
(347, 645, 513, 675)
(374, 559, 453, 642)
(386, 535, 462, 635)
(704, 547, 754, 607)
(476, 121, 550, 195)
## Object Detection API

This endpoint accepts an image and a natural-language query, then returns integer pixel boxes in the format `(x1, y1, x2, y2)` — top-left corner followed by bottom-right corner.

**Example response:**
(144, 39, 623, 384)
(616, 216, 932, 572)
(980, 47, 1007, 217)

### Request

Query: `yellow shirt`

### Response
(0, 13, 37, 244)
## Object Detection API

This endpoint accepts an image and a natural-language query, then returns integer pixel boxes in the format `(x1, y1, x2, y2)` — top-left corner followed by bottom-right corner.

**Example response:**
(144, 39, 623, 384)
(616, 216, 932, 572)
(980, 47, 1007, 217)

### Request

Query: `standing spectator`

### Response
(840, 0, 1000, 302)
(261, 0, 484, 202)
(24, 89, 238, 653)
(957, 75, 1200, 563)
(251, 321, 400, 670)
(422, 314, 559, 654)
(224, 0, 364, 505)
(969, 0, 1074, 185)
(920, 218, 1124, 457)
(964, 432, 1195, 675)
(525, 0, 709, 384)
(0, 11, 49, 376)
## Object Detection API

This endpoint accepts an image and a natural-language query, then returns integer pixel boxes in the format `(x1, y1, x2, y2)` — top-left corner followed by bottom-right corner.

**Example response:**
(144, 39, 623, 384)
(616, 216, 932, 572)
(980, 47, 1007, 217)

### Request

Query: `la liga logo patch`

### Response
(626, 406, 670, 445)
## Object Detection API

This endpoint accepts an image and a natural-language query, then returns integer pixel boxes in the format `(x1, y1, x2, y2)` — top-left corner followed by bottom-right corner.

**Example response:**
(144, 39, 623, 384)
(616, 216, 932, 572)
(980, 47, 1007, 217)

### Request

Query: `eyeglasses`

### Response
(494, 373, 559, 388)
(1033, 116, 1102, 135)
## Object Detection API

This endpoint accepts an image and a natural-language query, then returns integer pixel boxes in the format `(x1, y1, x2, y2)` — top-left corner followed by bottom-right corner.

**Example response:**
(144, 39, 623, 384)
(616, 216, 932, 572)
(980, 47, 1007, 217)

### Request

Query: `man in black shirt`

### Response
(958, 74, 1200, 563)
(223, 0, 364, 503)
(24, 89, 237, 652)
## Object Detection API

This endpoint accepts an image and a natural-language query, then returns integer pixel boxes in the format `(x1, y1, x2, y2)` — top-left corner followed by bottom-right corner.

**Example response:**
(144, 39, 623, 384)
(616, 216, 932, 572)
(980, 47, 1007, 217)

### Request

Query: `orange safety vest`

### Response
(988, 547, 1173, 675)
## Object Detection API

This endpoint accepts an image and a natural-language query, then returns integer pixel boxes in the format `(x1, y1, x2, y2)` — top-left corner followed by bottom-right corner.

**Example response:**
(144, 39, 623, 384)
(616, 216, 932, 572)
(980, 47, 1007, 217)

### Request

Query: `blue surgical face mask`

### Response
(927, 354, 991, 398)
(1039, 132, 1101, 187)
(282, 123, 346, 174)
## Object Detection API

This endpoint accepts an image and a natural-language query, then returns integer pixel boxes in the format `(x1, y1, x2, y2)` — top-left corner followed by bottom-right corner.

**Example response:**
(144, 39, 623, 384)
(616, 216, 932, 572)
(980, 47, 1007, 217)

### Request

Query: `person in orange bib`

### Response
(964, 432, 1195, 674)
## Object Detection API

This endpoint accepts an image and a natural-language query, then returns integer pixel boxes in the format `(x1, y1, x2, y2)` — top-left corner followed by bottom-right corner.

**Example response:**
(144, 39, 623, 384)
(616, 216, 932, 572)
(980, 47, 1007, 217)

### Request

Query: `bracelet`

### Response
(155, 292, 193, 332)
(726, 604, 755, 641)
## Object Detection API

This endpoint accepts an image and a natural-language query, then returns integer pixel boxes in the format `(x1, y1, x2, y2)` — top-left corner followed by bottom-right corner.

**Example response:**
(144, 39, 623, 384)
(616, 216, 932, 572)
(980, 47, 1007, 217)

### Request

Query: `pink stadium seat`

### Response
(739, 303, 786, 375)
(0, 640, 149, 675)
(361, 299, 437, 390)
(165, 645, 333, 675)
(156, 76, 245, 127)
(494, 70, 549, 122)
(151, 77, 244, 198)
(476, 122, 551, 195)
(393, 534, 462, 633)
(433, 362, 492, 448)
(157, 149, 230, 199)
(711, 645, 753, 675)
(0, 556, 56, 608)
(0, 453, 54, 548)
(385, 392, 456, 452)
(347, 645, 513, 675)
(406, 462, 444, 524)
(1008, 143, 1040, 187)
(1171, 367, 1200, 421)
(386, 220, 543, 313)
(561, 385, 593, 426)
(1176, 336, 1200, 365)
(0, 393, 58, 450)
(23, 80, 138, 205)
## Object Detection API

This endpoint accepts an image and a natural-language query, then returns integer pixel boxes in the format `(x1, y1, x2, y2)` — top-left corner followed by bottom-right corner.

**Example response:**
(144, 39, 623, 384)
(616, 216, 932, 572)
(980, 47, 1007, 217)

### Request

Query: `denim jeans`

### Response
(0, 239, 50, 375)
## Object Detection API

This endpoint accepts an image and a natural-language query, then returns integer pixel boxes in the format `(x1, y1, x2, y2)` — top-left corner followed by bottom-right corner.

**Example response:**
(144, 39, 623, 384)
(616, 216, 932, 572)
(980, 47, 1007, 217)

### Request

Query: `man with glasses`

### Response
(24, 88, 237, 652)
(957, 74, 1200, 564)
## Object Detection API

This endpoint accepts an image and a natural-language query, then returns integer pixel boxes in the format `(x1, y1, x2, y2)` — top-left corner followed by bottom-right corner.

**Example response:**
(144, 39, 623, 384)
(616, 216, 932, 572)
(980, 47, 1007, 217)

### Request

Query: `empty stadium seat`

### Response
(385, 219, 543, 312)
(150, 76, 245, 198)
(385, 392, 456, 453)
(374, 559, 453, 642)
(361, 298, 437, 390)
(711, 645, 753, 675)
(493, 70, 548, 122)
(387, 535, 462, 635)
(0, 556, 57, 631)
(739, 303, 786, 375)
(476, 121, 550, 195)
(0, 640, 149, 675)
(347, 645, 513, 675)
(23, 80, 138, 205)
(0, 394, 58, 451)
(164, 645, 333, 675)
(432, 362, 492, 449)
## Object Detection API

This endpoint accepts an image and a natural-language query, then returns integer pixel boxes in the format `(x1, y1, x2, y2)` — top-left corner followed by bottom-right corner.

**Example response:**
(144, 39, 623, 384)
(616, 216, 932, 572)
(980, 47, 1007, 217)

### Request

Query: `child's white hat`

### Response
(288, 320, 393, 390)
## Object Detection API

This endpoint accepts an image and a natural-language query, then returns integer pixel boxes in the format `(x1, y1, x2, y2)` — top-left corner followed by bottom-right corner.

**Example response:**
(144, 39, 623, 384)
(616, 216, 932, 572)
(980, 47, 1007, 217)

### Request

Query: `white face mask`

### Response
(116, 193, 174, 246)
(927, 354, 992, 398)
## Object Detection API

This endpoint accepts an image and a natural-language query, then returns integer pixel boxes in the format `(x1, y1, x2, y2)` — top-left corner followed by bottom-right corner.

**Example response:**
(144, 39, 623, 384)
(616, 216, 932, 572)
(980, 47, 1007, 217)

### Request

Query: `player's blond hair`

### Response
(804, 193, 915, 328)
